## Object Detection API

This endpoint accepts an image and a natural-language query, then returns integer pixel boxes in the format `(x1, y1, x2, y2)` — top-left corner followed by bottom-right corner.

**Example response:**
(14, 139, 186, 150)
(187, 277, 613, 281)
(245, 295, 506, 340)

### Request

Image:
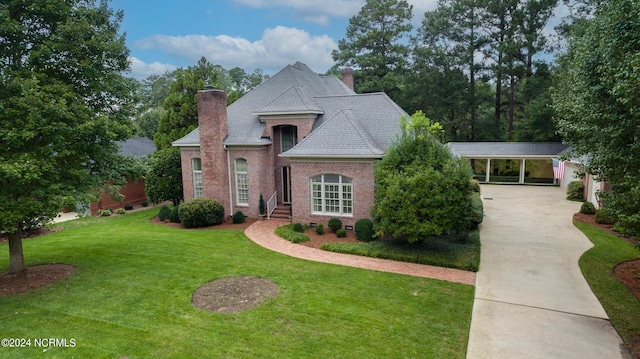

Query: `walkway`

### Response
(244, 219, 476, 286)
(467, 185, 631, 359)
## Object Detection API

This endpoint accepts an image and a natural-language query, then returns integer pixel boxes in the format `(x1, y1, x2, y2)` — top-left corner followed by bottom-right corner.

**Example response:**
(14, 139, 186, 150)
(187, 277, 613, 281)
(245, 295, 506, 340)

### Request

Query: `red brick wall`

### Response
(90, 179, 147, 214)
(289, 160, 376, 227)
(228, 147, 273, 217)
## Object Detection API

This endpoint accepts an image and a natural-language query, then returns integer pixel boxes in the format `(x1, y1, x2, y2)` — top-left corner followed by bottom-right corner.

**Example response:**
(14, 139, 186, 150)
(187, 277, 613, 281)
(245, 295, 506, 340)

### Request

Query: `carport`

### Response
(447, 142, 567, 185)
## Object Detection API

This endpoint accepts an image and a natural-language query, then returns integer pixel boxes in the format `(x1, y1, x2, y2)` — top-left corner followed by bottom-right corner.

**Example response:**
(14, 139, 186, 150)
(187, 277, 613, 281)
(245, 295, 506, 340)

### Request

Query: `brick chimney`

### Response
(197, 89, 230, 211)
(341, 68, 354, 91)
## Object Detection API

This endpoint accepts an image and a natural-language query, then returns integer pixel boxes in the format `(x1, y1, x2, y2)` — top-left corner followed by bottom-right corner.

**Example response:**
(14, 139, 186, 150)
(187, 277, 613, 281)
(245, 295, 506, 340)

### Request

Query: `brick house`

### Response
(172, 62, 406, 227)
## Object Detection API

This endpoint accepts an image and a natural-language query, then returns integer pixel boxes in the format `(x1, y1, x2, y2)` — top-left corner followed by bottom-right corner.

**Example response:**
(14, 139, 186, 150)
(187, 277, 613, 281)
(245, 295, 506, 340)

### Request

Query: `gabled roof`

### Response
(447, 142, 567, 158)
(117, 137, 155, 157)
(173, 61, 407, 157)
(253, 85, 323, 116)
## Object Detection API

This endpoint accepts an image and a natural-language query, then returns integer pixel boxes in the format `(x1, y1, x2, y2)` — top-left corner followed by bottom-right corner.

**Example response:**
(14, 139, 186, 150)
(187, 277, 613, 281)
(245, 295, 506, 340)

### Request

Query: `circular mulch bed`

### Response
(0, 264, 75, 297)
(192, 276, 279, 313)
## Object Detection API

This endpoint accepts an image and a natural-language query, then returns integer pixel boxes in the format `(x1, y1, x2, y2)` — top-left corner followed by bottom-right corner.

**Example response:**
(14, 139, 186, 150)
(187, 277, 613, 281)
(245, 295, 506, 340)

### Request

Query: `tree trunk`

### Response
(8, 231, 26, 274)
(508, 73, 516, 140)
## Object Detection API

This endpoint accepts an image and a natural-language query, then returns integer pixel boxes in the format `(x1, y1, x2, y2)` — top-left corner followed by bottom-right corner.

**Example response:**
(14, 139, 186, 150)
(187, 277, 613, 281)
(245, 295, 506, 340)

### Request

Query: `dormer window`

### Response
(281, 126, 297, 152)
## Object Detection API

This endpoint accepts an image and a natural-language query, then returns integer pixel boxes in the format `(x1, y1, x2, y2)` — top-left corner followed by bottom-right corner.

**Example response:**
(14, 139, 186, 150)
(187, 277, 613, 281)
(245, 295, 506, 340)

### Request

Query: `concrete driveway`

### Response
(467, 185, 632, 359)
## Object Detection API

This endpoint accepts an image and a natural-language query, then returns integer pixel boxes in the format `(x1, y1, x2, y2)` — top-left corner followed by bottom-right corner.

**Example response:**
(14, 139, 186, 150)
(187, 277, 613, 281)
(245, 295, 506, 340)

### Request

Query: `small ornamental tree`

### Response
(372, 112, 472, 242)
(145, 147, 183, 206)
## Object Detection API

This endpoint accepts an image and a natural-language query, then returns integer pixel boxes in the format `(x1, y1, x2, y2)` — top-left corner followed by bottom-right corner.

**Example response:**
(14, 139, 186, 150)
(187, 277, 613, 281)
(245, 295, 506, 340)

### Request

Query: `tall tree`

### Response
(0, 0, 134, 273)
(331, 0, 413, 95)
(153, 57, 224, 150)
(413, 0, 488, 140)
(552, 0, 640, 236)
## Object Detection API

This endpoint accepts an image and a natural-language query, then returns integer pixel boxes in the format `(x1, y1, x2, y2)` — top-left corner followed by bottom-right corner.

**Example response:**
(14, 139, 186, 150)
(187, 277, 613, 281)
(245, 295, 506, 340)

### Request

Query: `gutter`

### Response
(224, 145, 234, 217)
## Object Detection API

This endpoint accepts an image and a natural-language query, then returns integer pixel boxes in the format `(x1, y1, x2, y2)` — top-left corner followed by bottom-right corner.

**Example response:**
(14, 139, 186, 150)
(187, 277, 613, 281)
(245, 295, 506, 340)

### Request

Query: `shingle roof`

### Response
(172, 61, 406, 157)
(447, 142, 567, 157)
(116, 137, 156, 157)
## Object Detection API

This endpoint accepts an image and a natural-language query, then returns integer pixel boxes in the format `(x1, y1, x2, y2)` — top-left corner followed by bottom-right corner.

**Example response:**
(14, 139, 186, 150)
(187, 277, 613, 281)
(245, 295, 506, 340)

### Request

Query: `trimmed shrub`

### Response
(115, 208, 126, 215)
(580, 201, 596, 215)
(124, 203, 134, 210)
(169, 205, 181, 223)
(232, 210, 245, 224)
(327, 218, 342, 232)
(567, 181, 585, 201)
(293, 223, 304, 233)
(275, 224, 309, 243)
(99, 209, 112, 217)
(141, 200, 149, 207)
(178, 198, 225, 228)
(158, 205, 171, 221)
(469, 192, 484, 230)
(315, 223, 325, 235)
(595, 208, 616, 225)
(258, 193, 266, 215)
(355, 218, 375, 242)
(336, 228, 347, 238)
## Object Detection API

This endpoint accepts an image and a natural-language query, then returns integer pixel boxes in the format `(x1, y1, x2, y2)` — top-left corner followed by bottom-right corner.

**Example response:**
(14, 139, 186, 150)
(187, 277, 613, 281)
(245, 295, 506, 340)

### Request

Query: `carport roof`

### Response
(447, 142, 567, 158)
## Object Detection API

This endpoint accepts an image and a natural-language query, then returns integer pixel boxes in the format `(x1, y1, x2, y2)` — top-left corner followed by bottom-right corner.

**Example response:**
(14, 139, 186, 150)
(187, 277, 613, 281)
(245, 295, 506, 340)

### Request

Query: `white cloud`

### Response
(133, 26, 337, 74)
(232, 0, 364, 19)
(128, 57, 177, 79)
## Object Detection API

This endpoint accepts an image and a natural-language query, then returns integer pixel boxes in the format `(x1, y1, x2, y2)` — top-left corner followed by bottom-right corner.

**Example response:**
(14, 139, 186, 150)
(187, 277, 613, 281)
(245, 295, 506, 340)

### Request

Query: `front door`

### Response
(282, 167, 291, 204)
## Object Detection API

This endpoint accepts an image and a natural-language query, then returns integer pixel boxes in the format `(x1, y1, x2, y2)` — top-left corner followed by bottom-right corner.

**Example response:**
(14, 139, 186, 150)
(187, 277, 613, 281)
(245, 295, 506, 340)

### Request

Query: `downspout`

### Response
(225, 145, 234, 217)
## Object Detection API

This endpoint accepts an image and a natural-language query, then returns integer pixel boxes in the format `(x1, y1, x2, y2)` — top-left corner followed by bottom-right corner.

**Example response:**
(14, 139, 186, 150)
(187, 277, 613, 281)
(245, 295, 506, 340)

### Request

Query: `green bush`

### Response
(124, 203, 134, 210)
(293, 223, 304, 233)
(315, 223, 325, 235)
(178, 198, 225, 228)
(169, 205, 181, 223)
(470, 179, 481, 193)
(355, 218, 375, 242)
(141, 200, 149, 207)
(98, 209, 112, 217)
(275, 224, 310, 243)
(469, 192, 484, 230)
(336, 228, 347, 238)
(580, 201, 596, 215)
(232, 210, 245, 224)
(567, 181, 585, 201)
(115, 208, 126, 215)
(595, 208, 616, 225)
(158, 205, 171, 221)
(328, 218, 342, 232)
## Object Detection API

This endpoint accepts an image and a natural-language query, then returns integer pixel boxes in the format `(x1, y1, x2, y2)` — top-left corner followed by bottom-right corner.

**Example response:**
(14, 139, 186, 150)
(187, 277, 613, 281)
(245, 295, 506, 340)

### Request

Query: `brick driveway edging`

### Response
(245, 219, 476, 286)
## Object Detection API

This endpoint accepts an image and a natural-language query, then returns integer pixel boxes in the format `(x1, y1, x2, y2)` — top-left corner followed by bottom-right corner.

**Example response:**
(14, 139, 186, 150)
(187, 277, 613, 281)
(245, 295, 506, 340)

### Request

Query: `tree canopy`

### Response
(552, 0, 640, 236)
(331, 0, 413, 95)
(373, 112, 473, 242)
(0, 0, 135, 273)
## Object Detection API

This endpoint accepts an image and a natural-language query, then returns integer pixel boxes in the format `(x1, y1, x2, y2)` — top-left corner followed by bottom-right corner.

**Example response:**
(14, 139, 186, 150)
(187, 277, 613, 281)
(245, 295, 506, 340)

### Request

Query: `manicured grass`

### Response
(575, 221, 640, 355)
(321, 230, 481, 272)
(0, 209, 474, 358)
(274, 223, 309, 243)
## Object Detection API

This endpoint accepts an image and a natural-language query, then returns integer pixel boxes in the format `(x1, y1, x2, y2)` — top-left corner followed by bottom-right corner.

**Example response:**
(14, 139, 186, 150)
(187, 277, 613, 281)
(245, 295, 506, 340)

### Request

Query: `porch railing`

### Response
(266, 191, 277, 219)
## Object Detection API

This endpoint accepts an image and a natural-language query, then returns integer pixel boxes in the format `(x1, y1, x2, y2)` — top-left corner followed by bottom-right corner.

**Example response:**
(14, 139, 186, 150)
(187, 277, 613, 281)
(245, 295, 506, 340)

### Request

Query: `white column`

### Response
(519, 159, 526, 184)
(485, 159, 491, 183)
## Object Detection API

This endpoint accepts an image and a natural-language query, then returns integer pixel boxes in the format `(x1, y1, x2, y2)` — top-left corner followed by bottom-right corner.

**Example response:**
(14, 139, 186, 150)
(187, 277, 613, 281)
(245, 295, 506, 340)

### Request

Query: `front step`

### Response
(269, 205, 291, 220)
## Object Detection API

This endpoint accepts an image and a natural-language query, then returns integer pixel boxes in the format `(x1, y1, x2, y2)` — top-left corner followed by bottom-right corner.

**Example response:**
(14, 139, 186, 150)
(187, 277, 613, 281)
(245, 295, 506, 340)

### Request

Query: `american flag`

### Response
(553, 159, 565, 180)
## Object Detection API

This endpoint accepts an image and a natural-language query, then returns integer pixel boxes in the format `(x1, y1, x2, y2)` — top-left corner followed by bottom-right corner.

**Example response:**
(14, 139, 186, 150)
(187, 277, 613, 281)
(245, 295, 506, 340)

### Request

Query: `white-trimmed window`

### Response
(192, 158, 203, 198)
(311, 174, 353, 216)
(235, 158, 248, 205)
(281, 126, 297, 152)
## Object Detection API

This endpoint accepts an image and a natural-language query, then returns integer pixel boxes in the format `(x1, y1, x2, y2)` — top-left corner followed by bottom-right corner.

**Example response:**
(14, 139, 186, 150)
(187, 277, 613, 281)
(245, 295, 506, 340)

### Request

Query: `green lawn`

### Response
(0, 209, 474, 358)
(575, 221, 640, 357)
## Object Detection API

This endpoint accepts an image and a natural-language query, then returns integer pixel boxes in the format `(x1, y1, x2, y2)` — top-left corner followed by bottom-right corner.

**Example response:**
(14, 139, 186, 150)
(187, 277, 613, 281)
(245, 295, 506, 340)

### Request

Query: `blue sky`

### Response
(111, 0, 568, 80)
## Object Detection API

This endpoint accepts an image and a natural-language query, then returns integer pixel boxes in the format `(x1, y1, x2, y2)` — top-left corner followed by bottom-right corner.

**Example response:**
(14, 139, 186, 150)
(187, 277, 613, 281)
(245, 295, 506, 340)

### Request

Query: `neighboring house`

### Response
(172, 61, 406, 226)
(89, 137, 155, 214)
